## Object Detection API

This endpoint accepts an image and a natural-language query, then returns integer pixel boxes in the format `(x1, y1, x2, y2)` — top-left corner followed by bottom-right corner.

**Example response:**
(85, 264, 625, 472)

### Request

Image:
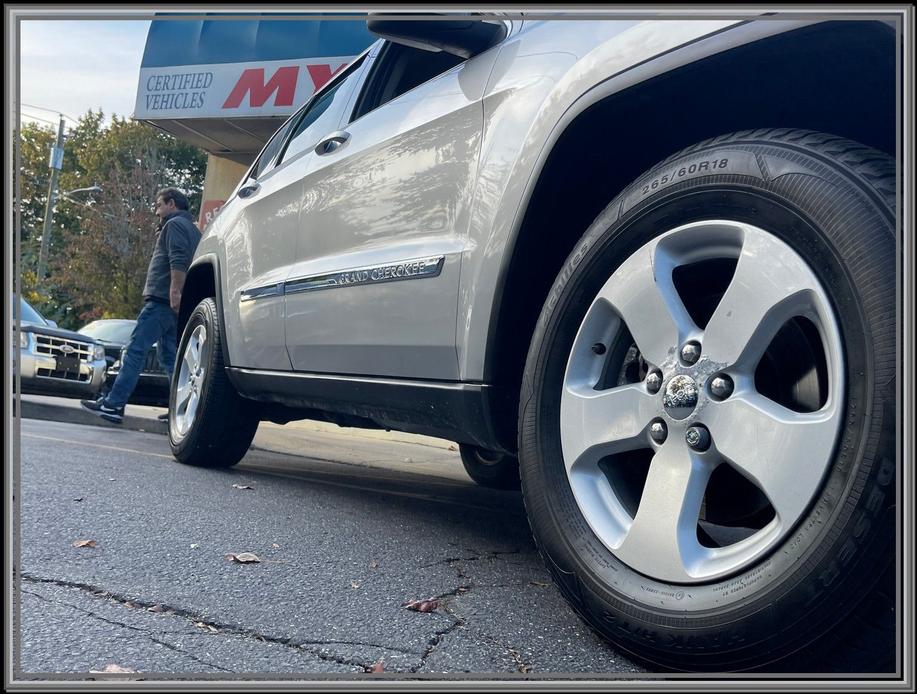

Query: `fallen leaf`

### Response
(403, 598, 439, 613)
(194, 621, 219, 633)
(530, 581, 550, 588)
(73, 497, 84, 502)
(231, 484, 253, 490)
(271, 543, 280, 549)
(72, 540, 97, 548)
(366, 659, 384, 673)
(108, 478, 116, 481)
(350, 581, 361, 589)
(448, 444, 457, 451)
(370, 559, 380, 568)
(147, 604, 165, 613)
(190, 544, 199, 549)
(225, 552, 261, 563)
(90, 664, 136, 673)
(124, 602, 135, 609)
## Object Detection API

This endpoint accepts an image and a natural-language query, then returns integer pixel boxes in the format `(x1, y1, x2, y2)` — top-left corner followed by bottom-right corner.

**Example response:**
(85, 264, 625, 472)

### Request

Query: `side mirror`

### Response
(47, 319, 58, 328)
(367, 16, 507, 59)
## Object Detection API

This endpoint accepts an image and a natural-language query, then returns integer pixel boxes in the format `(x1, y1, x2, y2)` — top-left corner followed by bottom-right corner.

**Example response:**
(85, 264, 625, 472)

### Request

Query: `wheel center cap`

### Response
(663, 374, 699, 420)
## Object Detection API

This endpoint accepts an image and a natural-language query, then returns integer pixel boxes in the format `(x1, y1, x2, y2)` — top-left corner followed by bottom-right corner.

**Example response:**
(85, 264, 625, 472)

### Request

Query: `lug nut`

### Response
(645, 369, 662, 394)
(592, 343, 606, 355)
(685, 425, 711, 452)
(710, 374, 734, 400)
(649, 419, 668, 444)
(681, 341, 702, 365)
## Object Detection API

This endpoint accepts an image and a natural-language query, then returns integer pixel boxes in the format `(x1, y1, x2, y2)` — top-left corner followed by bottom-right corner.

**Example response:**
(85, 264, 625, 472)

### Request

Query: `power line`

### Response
(19, 103, 79, 123)
(18, 112, 58, 126)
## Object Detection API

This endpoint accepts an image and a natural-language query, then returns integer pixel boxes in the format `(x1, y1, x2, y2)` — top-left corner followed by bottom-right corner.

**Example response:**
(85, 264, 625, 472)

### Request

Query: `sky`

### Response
(19, 20, 152, 128)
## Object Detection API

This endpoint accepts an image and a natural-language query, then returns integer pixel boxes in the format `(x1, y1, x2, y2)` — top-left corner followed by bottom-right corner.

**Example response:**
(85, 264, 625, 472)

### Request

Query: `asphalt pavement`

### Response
(16, 397, 643, 680)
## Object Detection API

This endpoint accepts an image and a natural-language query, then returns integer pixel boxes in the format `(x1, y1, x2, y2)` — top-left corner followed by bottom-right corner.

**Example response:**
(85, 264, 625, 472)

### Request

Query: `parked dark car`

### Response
(77, 319, 170, 407)
(77, 319, 136, 369)
(18, 298, 107, 398)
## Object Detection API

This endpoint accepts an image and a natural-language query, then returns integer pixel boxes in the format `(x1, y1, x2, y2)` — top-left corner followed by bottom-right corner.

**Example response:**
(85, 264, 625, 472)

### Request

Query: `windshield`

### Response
(78, 320, 135, 343)
(19, 298, 47, 326)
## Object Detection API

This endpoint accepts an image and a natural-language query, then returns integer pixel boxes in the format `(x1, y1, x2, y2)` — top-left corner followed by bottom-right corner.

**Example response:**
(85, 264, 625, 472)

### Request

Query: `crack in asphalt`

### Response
(22, 547, 531, 675)
(410, 548, 535, 673)
(419, 548, 524, 570)
(412, 600, 467, 674)
(21, 574, 391, 672)
(480, 632, 532, 673)
(21, 588, 233, 673)
(293, 639, 417, 656)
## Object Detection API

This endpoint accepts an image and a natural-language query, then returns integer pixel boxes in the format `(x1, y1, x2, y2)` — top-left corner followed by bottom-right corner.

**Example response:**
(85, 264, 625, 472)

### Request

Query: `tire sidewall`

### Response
(521, 143, 895, 636)
(169, 298, 217, 455)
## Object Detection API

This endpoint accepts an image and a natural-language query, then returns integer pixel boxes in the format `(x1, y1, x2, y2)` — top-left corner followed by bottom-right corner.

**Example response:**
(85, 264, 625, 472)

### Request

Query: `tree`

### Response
(16, 111, 207, 328)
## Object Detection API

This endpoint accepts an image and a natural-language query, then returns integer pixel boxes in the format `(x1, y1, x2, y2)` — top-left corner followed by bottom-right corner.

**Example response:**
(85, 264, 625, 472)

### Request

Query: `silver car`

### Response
(166, 15, 898, 671)
(17, 298, 107, 399)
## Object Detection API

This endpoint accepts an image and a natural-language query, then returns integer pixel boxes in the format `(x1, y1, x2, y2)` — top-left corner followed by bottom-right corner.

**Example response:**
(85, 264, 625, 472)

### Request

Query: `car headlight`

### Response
(92, 344, 105, 361)
(19, 331, 30, 349)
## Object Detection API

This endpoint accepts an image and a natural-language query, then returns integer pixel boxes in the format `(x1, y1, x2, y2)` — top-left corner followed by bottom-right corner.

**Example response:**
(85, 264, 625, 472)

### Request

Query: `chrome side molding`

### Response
(242, 255, 445, 302)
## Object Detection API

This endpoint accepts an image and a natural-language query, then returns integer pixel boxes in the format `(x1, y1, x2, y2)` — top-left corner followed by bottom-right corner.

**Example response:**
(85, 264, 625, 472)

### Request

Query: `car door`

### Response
(282, 35, 506, 380)
(218, 55, 369, 370)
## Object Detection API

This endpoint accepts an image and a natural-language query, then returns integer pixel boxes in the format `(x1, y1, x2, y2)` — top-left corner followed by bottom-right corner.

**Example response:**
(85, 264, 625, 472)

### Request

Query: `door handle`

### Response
(315, 131, 351, 156)
(238, 182, 261, 199)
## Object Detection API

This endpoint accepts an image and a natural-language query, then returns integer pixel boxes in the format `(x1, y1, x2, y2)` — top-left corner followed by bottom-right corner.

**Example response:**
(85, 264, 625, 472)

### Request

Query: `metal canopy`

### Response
(135, 16, 374, 161)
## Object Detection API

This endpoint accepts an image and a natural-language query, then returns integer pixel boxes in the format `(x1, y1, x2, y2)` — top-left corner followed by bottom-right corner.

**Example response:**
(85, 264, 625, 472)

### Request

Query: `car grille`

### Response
(116, 346, 166, 375)
(143, 349, 163, 374)
(36, 367, 91, 382)
(34, 334, 93, 361)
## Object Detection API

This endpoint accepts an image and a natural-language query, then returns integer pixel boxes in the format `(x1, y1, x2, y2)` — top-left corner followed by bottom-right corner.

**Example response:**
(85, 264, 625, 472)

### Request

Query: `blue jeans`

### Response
(106, 300, 177, 408)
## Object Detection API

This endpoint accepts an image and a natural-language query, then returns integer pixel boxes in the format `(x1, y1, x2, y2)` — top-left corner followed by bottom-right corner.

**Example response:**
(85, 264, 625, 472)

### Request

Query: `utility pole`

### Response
(37, 116, 66, 281)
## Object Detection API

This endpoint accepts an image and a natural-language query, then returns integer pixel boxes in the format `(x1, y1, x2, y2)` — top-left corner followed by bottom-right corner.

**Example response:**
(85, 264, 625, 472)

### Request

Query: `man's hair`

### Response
(156, 187, 189, 211)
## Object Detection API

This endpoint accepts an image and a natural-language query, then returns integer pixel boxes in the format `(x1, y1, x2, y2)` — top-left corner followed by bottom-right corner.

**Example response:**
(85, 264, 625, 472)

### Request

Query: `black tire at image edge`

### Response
(519, 129, 896, 672)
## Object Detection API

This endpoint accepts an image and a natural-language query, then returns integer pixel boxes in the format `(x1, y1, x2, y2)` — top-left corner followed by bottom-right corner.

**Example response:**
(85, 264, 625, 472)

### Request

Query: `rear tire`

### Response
(169, 298, 259, 468)
(519, 130, 896, 671)
(459, 444, 521, 490)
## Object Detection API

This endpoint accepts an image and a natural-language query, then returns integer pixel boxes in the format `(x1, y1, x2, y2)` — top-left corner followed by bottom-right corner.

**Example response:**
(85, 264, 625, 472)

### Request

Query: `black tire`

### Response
(169, 298, 259, 468)
(519, 129, 896, 672)
(459, 444, 521, 490)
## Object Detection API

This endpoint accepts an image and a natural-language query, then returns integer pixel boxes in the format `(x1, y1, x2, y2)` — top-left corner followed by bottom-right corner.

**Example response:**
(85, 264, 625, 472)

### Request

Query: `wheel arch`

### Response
(482, 19, 896, 451)
(179, 254, 232, 367)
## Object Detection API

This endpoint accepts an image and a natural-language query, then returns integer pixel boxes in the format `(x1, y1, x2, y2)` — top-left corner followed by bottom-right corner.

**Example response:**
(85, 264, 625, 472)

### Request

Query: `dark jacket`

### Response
(142, 210, 200, 303)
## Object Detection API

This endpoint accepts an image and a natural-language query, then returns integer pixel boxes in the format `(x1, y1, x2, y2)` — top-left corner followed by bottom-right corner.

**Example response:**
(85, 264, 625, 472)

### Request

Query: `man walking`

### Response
(82, 188, 200, 423)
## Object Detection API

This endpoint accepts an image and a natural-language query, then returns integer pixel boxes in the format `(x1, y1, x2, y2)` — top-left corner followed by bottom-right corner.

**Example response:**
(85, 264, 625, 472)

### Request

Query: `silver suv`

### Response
(168, 16, 898, 671)
(17, 298, 107, 398)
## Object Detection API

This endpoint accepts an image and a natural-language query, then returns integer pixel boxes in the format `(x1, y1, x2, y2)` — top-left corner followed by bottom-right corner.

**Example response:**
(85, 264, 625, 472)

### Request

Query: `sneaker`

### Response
(80, 397, 124, 424)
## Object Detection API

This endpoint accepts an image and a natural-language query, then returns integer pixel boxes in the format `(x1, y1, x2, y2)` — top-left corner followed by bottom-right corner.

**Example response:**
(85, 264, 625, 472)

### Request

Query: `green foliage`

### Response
(15, 111, 206, 329)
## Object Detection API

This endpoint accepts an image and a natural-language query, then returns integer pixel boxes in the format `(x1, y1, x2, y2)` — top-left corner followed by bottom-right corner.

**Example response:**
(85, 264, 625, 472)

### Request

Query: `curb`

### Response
(20, 399, 168, 435)
(18, 399, 458, 452)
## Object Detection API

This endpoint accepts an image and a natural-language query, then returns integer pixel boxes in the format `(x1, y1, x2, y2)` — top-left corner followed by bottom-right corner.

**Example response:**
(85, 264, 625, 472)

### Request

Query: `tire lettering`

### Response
(639, 158, 730, 200)
(621, 151, 763, 216)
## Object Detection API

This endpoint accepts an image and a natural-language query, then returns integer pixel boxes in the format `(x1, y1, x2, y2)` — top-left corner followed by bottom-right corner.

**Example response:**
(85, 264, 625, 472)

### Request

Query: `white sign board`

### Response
(134, 56, 353, 119)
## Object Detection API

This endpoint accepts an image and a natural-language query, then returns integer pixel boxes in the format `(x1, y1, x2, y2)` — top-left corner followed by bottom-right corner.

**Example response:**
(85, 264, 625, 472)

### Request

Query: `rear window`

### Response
(78, 321, 135, 343)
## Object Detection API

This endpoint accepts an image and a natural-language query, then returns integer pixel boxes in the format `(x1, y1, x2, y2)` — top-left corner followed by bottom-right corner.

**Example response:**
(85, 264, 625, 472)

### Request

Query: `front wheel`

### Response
(520, 130, 896, 671)
(169, 298, 259, 468)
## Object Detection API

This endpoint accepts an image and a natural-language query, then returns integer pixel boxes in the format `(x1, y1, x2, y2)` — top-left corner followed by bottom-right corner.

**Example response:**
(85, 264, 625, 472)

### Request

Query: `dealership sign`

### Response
(134, 56, 352, 119)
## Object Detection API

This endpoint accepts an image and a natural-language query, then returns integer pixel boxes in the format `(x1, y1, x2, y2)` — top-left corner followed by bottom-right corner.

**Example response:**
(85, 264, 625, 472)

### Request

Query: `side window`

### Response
(351, 43, 465, 121)
(278, 55, 367, 164)
(251, 116, 299, 180)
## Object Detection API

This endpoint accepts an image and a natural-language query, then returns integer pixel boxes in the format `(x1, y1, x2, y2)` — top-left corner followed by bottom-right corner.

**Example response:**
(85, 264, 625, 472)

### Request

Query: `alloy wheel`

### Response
(172, 324, 207, 441)
(560, 220, 844, 583)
